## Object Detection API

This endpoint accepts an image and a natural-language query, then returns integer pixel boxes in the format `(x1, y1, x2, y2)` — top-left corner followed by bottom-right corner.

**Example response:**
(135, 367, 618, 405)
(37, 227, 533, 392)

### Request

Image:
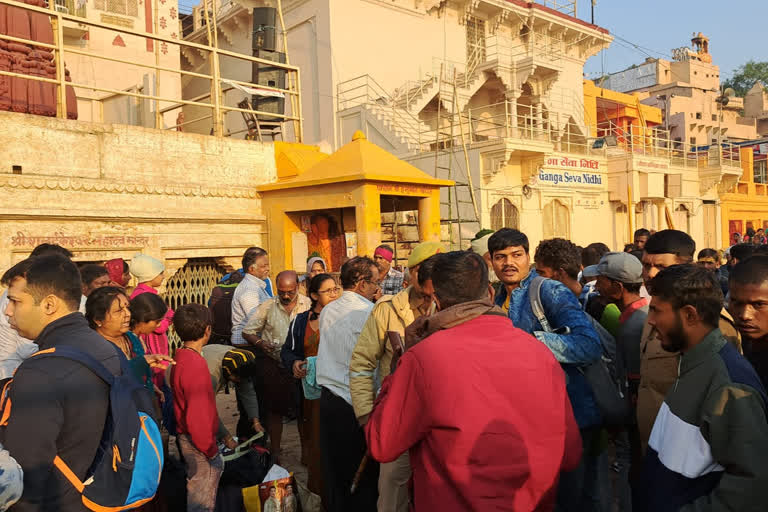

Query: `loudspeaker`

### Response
(252, 48, 286, 123)
(252, 7, 276, 51)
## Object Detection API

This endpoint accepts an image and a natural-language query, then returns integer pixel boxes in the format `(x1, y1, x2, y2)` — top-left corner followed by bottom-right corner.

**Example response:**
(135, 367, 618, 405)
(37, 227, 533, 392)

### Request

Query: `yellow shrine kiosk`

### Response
(258, 131, 453, 273)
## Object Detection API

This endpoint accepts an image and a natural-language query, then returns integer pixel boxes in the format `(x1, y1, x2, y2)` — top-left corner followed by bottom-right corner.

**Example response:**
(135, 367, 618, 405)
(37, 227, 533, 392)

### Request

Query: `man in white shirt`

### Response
(230, 247, 271, 347)
(317, 256, 380, 512)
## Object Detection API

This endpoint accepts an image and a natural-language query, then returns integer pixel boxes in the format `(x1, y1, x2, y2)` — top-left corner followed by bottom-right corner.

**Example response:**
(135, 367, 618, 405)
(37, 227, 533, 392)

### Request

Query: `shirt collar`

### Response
(619, 297, 648, 324)
(243, 273, 267, 288)
(494, 268, 537, 305)
(341, 290, 373, 307)
(680, 328, 726, 374)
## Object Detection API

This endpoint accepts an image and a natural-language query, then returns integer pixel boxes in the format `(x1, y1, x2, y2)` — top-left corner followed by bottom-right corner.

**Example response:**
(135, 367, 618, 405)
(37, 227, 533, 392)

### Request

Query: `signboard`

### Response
(10, 232, 149, 248)
(635, 159, 669, 171)
(534, 155, 605, 189)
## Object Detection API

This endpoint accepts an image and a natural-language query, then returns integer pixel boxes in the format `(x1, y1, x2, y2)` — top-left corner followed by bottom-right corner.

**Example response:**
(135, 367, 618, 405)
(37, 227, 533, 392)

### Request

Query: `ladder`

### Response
(433, 64, 480, 249)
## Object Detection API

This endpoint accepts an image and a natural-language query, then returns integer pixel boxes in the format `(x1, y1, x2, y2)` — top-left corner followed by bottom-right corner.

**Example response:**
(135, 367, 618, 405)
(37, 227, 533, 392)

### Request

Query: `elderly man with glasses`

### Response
(243, 270, 310, 461)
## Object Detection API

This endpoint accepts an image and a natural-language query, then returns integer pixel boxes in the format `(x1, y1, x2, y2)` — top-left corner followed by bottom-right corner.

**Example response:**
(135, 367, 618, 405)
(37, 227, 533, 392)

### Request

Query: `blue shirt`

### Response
(495, 269, 603, 428)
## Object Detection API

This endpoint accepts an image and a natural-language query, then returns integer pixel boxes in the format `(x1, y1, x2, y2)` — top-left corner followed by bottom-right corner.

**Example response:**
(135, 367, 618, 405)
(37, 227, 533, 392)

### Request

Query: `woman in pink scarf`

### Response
(128, 254, 174, 389)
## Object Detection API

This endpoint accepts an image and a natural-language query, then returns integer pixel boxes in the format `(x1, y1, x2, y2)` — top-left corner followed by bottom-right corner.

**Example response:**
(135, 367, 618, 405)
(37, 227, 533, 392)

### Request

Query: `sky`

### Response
(578, 0, 767, 81)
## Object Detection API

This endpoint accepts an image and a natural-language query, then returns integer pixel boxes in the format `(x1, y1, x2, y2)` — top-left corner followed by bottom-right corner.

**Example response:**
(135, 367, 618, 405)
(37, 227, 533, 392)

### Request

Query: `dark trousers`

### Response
(319, 387, 379, 512)
(556, 427, 603, 512)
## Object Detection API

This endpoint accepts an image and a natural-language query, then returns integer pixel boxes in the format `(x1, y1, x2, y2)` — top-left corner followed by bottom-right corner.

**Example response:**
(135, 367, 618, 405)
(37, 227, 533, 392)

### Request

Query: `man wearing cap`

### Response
(374, 244, 405, 296)
(595, 252, 648, 510)
(350, 241, 445, 512)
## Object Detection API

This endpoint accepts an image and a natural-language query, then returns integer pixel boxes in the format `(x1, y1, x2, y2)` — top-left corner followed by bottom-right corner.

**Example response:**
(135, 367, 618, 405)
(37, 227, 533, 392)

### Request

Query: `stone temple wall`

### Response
(0, 111, 276, 282)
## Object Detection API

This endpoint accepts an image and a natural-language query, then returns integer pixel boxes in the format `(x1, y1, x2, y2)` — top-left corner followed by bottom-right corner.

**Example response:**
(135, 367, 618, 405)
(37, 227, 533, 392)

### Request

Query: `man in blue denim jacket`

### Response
(489, 229, 604, 511)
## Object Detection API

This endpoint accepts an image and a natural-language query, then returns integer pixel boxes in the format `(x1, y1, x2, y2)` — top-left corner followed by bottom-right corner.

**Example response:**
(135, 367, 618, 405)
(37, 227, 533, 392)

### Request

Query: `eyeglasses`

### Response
(318, 287, 341, 295)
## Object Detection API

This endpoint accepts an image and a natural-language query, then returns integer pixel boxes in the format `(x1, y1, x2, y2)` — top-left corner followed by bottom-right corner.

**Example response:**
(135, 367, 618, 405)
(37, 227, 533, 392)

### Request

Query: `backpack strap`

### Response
(528, 276, 553, 333)
(31, 346, 116, 386)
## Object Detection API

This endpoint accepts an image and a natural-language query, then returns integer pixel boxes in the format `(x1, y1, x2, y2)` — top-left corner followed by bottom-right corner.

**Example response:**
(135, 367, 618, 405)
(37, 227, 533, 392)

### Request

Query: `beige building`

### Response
(744, 82, 768, 137)
(601, 34, 758, 147)
(50, 0, 182, 125)
(181, 1, 743, 251)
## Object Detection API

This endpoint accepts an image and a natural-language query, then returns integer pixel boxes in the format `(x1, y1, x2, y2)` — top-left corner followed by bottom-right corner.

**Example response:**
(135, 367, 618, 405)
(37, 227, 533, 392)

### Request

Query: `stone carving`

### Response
(0, 175, 260, 199)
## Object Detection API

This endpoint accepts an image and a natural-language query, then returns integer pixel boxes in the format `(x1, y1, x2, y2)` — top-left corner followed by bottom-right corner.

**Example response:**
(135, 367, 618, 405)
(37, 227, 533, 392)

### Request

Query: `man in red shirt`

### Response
(171, 304, 223, 512)
(365, 251, 582, 511)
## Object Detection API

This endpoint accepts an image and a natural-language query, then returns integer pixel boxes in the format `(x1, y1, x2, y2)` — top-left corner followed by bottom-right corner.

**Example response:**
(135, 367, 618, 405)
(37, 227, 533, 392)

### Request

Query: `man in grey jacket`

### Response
(595, 252, 649, 510)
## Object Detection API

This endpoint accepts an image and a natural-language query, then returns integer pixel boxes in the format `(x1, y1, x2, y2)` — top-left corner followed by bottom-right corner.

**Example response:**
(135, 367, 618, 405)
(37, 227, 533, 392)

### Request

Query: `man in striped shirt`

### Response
(230, 247, 271, 347)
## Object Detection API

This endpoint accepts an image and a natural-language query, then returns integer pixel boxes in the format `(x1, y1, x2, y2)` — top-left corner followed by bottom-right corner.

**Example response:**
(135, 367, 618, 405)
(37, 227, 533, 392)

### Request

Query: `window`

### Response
(490, 198, 519, 230)
(465, 16, 486, 68)
(690, 137, 696, 145)
(94, 0, 138, 17)
(755, 160, 768, 184)
(542, 199, 570, 239)
(696, 112, 702, 120)
(712, 114, 717, 121)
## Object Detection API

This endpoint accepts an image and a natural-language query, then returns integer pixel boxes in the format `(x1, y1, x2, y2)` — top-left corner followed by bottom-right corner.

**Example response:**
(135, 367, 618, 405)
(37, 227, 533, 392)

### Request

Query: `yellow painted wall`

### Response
(261, 182, 442, 273)
(583, 80, 663, 137)
(720, 147, 768, 246)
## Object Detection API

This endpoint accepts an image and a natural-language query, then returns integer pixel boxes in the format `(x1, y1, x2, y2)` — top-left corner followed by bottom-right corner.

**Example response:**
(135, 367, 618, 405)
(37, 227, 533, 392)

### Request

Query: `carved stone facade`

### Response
(0, 111, 276, 283)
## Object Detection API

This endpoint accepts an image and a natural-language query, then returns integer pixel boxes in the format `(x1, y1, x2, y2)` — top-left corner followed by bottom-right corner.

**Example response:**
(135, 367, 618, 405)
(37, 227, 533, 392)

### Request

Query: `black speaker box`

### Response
(252, 7, 276, 51)
(251, 48, 286, 123)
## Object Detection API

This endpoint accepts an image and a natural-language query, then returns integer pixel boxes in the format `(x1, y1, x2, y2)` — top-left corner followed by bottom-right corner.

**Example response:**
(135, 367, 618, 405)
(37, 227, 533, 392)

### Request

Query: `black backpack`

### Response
(529, 276, 631, 426)
(209, 272, 245, 345)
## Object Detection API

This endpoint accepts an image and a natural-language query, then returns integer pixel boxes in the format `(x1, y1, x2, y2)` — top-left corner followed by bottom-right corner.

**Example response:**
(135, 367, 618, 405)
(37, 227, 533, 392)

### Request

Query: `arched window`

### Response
(543, 199, 570, 239)
(490, 198, 519, 230)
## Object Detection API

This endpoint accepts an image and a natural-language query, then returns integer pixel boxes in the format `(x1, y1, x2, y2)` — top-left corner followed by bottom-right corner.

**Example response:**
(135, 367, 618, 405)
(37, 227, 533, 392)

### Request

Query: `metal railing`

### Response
(337, 74, 423, 148)
(0, 0, 303, 140)
(391, 76, 436, 110)
(595, 120, 742, 170)
(53, 0, 86, 17)
(536, 0, 577, 17)
(486, 32, 565, 64)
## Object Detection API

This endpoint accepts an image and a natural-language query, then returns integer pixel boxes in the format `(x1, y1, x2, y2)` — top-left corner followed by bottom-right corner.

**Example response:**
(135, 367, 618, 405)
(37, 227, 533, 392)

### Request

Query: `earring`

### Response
(96, 322, 102, 327)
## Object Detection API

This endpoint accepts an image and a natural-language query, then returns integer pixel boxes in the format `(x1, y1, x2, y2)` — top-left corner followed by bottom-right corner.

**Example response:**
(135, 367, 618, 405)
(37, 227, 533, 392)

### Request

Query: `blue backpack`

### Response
(27, 346, 164, 510)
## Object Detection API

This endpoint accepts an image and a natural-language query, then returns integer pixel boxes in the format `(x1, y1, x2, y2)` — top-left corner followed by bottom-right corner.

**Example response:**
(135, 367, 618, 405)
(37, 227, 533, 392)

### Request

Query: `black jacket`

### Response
(2, 313, 121, 511)
(280, 309, 311, 370)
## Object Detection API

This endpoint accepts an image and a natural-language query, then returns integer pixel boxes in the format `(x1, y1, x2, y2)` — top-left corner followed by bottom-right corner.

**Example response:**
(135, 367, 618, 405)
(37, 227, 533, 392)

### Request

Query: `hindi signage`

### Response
(534, 155, 605, 189)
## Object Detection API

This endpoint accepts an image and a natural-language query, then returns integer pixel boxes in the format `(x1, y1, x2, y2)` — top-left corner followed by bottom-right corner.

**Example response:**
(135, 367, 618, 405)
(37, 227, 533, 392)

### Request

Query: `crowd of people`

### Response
(0, 225, 767, 511)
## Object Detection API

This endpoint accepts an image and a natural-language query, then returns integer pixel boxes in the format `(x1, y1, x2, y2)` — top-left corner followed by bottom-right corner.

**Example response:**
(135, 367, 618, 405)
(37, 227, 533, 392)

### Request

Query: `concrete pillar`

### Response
(505, 91, 519, 138)
(418, 190, 442, 242)
(354, 183, 382, 257)
(657, 201, 665, 230)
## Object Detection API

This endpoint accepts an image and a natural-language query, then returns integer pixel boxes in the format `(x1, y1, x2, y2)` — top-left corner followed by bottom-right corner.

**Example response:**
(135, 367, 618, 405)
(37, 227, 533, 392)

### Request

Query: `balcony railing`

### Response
(52, 0, 86, 18)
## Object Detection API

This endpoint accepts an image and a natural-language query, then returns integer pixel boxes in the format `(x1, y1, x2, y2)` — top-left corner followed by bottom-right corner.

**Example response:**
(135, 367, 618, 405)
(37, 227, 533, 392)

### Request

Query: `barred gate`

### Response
(163, 258, 226, 350)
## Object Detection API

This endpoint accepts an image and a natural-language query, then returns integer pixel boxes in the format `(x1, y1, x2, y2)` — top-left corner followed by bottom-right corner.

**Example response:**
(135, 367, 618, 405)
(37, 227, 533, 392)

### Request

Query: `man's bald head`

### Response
(277, 270, 298, 286)
(276, 270, 299, 306)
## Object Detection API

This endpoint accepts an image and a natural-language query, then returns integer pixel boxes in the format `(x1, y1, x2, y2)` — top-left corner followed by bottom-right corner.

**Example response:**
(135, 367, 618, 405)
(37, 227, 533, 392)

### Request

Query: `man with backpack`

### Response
(594, 252, 648, 510)
(1, 254, 123, 511)
(489, 229, 603, 512)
